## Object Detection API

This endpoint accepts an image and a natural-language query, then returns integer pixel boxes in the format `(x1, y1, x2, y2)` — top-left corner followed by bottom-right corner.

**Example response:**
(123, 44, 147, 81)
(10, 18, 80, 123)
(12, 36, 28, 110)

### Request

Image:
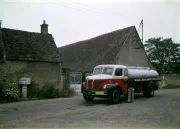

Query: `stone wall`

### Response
(0, 61, 62, 88)
(60, 68, 71, 90)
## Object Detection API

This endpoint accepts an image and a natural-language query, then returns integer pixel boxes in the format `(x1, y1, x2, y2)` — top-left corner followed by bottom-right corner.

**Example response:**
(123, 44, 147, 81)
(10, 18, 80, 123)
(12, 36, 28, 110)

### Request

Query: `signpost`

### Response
(19, 77, 31, 98)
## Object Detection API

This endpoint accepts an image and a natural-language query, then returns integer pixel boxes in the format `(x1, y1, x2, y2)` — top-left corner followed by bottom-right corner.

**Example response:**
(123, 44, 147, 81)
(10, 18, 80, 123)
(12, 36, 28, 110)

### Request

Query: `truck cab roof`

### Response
(95, 64, 127, 69)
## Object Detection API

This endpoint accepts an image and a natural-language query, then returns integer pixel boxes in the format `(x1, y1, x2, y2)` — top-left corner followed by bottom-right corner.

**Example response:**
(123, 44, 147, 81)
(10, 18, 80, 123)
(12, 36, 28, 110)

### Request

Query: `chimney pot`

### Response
(43, 20, 46, 24)
(41, 20, 48, 34)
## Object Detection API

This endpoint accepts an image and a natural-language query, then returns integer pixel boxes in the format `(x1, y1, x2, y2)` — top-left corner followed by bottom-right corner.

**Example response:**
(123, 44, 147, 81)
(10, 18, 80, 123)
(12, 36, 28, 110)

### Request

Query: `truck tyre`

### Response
(109, 88, 120, 104)
(143, 82, 155, 97)
(83, 94, 94, 101)
(147, 82, 155, 97)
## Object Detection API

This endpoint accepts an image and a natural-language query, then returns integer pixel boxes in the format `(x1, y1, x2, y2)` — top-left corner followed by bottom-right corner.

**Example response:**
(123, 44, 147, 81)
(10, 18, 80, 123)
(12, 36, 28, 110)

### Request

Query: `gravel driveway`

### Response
(0, 89, 180, 129)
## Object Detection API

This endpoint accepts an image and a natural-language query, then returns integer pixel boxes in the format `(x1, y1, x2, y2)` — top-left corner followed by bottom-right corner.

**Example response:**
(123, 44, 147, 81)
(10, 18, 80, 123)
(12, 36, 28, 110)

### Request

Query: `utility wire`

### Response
(55, 0, 143, 35)
(56, 0, 135, 20)
(69, 1, 129, 18)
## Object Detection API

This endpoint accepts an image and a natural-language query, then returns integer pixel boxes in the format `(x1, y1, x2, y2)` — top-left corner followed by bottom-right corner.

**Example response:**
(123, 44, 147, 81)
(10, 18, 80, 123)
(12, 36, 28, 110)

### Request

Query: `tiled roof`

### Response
(59, 26, 134, 72)
(0, 28, 61, 63)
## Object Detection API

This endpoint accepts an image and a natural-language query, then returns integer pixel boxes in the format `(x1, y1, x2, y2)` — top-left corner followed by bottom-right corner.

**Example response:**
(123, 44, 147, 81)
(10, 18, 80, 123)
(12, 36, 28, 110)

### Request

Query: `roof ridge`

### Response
(58, 25, 135, 48)
(2, 28, 51, 35)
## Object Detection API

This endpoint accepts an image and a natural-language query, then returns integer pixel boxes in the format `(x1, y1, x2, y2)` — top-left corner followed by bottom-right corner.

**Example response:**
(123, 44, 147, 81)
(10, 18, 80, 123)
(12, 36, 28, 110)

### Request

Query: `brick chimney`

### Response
(40, 20, 48, 34)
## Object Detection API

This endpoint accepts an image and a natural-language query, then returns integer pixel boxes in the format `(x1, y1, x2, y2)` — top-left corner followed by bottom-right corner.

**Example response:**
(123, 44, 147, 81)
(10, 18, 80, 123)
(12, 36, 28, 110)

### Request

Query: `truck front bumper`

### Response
(83, 90, 108, 96)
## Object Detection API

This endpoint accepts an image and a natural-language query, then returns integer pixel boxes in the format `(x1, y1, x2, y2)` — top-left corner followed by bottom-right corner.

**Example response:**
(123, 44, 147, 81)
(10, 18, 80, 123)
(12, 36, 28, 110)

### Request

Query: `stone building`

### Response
(0, 20, 62, 87)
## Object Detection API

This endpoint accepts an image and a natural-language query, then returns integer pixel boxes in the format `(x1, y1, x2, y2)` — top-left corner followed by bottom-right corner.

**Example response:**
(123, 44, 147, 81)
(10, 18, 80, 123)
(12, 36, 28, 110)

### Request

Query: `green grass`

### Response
(162, 84, 180, 89)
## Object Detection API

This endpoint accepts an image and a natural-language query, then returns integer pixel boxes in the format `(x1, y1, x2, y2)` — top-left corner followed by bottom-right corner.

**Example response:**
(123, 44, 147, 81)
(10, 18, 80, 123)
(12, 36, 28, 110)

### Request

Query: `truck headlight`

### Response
(103, 84, 108, 89)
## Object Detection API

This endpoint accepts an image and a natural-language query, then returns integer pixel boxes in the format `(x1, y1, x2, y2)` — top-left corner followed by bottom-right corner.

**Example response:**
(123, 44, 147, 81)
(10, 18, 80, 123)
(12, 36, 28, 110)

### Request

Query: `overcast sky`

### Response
(0, 0, 180, 47)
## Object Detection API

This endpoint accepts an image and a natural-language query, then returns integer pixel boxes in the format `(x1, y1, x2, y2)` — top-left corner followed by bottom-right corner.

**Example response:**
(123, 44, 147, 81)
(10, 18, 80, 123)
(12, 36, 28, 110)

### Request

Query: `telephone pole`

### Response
(142, 18, 143, 43)
(138, 18, 144, 43)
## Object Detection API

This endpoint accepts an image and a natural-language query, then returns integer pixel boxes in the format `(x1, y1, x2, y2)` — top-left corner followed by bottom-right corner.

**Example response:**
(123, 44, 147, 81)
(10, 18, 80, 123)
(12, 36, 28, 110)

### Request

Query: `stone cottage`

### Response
(0, 20, 62, 87)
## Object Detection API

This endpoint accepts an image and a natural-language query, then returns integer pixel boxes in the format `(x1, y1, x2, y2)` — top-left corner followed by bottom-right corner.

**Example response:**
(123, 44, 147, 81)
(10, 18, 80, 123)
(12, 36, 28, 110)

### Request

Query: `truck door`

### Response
(112, 68, 129, 95)
(123, 69, 128, 94)
(111, 68, 124, 94)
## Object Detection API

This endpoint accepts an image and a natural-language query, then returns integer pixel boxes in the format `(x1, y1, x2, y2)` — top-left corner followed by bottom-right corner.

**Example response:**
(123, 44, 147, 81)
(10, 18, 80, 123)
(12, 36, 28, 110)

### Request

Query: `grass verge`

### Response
(162, 84, 180, 89)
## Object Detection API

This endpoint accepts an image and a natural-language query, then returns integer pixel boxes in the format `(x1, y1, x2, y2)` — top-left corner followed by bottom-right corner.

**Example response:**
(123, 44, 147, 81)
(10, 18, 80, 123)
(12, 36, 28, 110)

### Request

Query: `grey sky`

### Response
(0, 0, 180, 47)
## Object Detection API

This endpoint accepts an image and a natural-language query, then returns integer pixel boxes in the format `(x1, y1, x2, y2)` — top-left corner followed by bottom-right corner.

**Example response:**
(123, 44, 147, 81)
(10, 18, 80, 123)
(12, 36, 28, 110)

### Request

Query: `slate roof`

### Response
(58, 26, 135, 72)
(0, 28, 61, 63)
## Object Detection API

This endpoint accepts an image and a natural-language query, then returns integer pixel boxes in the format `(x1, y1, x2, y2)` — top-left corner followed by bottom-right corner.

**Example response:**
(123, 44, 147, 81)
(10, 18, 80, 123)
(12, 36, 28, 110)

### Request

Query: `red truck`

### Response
(82, 65, 161, 103)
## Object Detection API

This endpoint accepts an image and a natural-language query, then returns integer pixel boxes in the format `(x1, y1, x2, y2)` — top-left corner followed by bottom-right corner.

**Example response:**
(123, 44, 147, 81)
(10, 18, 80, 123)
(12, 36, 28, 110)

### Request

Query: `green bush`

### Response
(0, 79, 20, 101)
(39, 83, 75, 99)
(27, 82, 40, 98)
(39, 83, 59, 99)
(162, 84, 180, 89)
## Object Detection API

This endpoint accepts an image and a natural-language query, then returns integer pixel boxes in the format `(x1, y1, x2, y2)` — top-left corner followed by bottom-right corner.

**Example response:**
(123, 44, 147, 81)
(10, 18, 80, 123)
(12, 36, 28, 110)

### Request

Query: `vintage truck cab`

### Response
(82, 65, 160, 103)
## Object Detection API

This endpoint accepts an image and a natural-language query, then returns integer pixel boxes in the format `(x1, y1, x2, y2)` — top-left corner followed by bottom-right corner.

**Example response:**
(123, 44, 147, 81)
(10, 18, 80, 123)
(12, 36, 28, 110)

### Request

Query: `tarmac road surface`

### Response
(0, 89, 180, 129)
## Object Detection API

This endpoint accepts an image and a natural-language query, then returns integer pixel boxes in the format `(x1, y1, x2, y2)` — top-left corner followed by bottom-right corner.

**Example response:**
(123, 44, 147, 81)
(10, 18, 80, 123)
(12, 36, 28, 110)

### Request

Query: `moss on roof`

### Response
(1, 28, 61, 63)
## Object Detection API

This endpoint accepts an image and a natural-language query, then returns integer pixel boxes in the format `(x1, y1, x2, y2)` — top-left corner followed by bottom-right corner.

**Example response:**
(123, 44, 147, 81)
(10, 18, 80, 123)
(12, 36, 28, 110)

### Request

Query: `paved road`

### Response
(0, 89, 180, 129)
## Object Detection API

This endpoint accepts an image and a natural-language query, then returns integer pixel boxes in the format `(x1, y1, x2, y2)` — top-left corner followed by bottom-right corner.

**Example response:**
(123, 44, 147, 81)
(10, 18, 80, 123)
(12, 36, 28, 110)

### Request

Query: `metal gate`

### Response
(70, 72, 82, 92)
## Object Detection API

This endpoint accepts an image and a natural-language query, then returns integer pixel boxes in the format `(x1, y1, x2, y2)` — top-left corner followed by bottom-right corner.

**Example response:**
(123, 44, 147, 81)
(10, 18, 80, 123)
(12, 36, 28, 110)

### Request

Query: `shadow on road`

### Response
(81, 93, 146, 106)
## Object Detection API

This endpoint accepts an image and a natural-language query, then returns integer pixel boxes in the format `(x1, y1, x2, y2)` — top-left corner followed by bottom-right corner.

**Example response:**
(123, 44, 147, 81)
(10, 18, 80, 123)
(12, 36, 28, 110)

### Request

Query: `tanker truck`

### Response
(82, 65, 161, 103)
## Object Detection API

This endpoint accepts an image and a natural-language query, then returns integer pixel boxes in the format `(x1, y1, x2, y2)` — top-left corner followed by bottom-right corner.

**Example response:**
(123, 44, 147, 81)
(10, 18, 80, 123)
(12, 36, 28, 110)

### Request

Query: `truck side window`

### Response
(124, 69, 128, 76)
(115, 69, 122, 76)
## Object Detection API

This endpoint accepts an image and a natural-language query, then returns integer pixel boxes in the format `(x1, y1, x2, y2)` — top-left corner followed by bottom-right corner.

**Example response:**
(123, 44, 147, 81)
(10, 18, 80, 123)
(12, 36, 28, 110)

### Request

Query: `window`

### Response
(115, 69, 122, 76)
(124, 69, 128, 76)
(93, 67, 114, 75)
(70, 72, 82, 84)
(93, 68, 103, 75)
(102, 68, 114, 75)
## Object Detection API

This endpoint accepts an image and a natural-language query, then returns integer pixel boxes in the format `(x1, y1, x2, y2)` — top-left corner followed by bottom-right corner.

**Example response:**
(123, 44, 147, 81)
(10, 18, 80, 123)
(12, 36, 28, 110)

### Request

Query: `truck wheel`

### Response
(147, 82, 155, 97)
(83, 94, 94, 101)
(109, 88, 120, 104)
(143, 82, 155, 97)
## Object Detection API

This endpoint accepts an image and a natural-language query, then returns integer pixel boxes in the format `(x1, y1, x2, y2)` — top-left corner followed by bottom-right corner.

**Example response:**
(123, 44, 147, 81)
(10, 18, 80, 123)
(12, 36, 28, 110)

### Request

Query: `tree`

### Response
(144, 37, 180, 75)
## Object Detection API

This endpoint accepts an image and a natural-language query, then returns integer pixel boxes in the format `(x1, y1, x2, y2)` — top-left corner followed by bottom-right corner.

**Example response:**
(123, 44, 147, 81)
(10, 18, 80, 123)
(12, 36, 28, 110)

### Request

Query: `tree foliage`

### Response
(144, 37, 180, 75)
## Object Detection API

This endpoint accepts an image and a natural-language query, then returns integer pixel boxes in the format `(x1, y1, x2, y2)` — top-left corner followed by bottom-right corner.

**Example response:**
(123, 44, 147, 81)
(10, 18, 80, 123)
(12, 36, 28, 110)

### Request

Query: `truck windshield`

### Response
(93, 67, 114, 75)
